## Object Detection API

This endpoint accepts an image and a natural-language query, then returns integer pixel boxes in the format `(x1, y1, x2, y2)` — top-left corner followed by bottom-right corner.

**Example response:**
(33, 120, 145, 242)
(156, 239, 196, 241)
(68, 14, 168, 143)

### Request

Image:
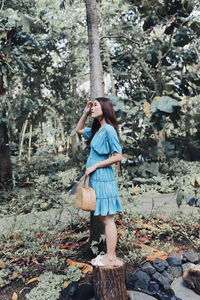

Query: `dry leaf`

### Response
(134, 242, 167, 260)
(146, 250, 168, 261)
(66, 259, 93, 274)
(0, 261, 6, 269)
(63, 281, 69, 288)
(143, 102, 152, 118)
(12, 272, 19, 278)
(137, 223, 158, 231)
(25, 277, 40, 285)
(12, 292, 18, 300)
(131, 188, 139, 195)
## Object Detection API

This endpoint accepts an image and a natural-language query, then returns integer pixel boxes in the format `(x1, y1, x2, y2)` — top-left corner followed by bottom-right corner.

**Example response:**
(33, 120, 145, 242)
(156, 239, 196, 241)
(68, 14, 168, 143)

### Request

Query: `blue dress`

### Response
(83, 124, 123, 216)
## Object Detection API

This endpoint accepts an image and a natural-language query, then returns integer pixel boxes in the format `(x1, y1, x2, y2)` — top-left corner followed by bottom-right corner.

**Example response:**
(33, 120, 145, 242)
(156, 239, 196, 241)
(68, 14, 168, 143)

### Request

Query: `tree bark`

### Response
(0, 122, 12, 182)
(85, 0, 104, 100)
(93, 265, 128, 300)
(85, 0, 105, 245)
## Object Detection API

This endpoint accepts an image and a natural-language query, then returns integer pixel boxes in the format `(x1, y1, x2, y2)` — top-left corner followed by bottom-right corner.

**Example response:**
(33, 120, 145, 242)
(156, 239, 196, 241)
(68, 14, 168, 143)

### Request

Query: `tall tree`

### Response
(85, 0, 105, 245)
(85, 0, 104, 100)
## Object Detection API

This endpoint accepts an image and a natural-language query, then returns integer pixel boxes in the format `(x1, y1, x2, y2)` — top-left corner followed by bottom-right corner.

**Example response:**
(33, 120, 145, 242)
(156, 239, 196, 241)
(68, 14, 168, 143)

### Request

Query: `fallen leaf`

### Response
(137, 224, 157, 231)
(63, 281, 69, 288)
(66, 259, 93, 274)
(12, 292, 18, 300)
(12, 272, 19, 278)
(134, 242, 167, 260)
(25, 277, 40, 285)
(60, 243, 78, 250)
(146, 250, 168, 261)
(131, 188, 139, 195)
(0, 261, 6, 269)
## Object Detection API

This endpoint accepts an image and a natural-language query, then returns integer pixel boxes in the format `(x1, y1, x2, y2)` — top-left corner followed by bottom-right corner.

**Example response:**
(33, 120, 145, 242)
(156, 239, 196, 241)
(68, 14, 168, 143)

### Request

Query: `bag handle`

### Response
(83, 175, 89, 187)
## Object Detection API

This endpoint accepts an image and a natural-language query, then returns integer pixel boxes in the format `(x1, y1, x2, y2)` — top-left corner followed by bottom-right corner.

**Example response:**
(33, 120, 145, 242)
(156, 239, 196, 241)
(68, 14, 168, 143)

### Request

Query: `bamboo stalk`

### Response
(28, 123, 32, 161)
(19, 119, 29, 160)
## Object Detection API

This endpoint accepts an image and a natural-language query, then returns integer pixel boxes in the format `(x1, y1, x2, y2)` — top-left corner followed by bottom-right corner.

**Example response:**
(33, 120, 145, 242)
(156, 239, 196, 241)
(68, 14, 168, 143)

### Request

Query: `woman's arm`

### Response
(85, 152, 122, 176)
(75, 111, 90, 135)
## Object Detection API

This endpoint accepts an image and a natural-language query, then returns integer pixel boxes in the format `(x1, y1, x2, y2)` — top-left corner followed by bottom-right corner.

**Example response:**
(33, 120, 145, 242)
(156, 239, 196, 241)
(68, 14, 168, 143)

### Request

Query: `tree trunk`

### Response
(85, 0, 104, 100)
(85, 0, 105, 247)
(93, 265, 128, 300)
(0, 122, 12, 183)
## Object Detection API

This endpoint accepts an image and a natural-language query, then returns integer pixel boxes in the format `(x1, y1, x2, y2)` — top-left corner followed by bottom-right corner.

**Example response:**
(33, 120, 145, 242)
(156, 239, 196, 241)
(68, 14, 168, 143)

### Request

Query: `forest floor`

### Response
(0, 193, 199, 300)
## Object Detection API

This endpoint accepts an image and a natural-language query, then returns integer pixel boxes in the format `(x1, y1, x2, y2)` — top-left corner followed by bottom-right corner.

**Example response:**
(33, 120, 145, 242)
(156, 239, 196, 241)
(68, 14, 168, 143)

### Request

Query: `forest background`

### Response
(0, 0, 200, 299)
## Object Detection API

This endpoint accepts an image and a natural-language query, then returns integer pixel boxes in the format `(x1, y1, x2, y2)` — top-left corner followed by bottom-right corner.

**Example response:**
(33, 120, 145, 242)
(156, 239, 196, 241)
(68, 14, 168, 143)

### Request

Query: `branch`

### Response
(100, 35, 141, 45)
(0, 0, 5, 11)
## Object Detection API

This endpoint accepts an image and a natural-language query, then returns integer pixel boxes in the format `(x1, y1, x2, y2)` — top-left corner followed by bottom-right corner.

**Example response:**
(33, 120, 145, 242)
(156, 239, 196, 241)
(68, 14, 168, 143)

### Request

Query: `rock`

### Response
(167, 254, 182, 267)
(152, 272, 171, 286)
(162, 271, 173, 283)
(187, 197, 198, 207)
(147, 282, 160, 296)
(160, 285, 175, 297)
(156, 294, 180, 300)
(73, 284, 95, 300)
(182, 262, 194, 273)
(127, 290, 158, 300)
(167, 266, 182, 278)
(89, 290, 158, 300)
(172, 276, 200, 300)
(141, 262, 157, 276)
(182, 264, 200, 295)
(60, 282, 78, 300)
(182, 250, 199, 264)
(152, 258, 169, 273)
(126, 270, 150, 291)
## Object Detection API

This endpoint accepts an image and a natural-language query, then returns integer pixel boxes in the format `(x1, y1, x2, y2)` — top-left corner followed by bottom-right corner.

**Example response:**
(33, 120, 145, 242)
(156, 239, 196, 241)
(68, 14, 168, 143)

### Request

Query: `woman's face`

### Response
(91, 100, 103, 119)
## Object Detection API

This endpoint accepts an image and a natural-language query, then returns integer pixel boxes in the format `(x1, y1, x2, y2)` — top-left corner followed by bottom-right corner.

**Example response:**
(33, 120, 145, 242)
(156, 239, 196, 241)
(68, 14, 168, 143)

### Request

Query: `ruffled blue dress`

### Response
(83, 124, 123, 216)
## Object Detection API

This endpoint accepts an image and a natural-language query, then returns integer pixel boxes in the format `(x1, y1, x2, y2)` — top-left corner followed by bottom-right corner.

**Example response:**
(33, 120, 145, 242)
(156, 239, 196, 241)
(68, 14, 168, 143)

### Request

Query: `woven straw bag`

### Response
(75, 176, 96, 211)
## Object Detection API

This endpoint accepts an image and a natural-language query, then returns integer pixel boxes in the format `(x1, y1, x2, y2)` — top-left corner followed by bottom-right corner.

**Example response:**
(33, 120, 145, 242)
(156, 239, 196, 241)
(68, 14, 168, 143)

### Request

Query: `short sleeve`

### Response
(83, 127, 92, 140)
(106, 125, 122, 154)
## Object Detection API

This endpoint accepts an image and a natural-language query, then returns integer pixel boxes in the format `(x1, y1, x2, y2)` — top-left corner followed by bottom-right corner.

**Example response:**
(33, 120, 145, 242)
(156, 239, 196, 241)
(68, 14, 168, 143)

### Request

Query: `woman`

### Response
(75, 97, 123, 266)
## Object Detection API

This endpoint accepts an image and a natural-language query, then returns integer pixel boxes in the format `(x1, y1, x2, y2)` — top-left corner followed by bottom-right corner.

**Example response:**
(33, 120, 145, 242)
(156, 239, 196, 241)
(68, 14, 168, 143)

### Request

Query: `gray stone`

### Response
(141, 262, 157, 276)
(183, 250, 199, 264)
(167, 254, 182, 267)
(167, 266, 182, 278)
(126, 270, 150, 291)
(147, 282, 160, 296)
(152, 272, 171, 286)
(160, 285, 175, 297)
(182, 264, 200, 295)
(182, 262, 194, 273)
(171, 276, 200, 300)
(88, 290, 158, 300)
(162, 270, 173, 283)
(127, 290, 158, 300)
(152, 258, 169, 273)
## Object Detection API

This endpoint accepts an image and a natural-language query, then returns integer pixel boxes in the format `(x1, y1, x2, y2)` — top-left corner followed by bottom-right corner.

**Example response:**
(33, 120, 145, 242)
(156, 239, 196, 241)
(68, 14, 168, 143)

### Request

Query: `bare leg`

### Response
(91, 215, 123, 266)
(102, 215, 117, 260)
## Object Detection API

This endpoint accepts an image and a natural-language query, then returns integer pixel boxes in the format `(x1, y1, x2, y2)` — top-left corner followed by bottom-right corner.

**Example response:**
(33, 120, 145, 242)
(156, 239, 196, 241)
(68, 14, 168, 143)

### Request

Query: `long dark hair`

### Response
(88, 97, 119, 144)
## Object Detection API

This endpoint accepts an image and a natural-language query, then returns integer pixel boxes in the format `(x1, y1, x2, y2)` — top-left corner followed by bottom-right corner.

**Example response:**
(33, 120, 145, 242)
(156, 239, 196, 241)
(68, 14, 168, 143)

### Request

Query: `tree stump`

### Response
(92, 265, 129, 300)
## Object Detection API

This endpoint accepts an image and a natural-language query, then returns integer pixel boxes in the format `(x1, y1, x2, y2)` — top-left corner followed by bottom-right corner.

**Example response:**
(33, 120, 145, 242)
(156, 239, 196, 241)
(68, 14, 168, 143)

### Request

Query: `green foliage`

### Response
(120, 160, 200, 202)
(25, 271, 67, 300)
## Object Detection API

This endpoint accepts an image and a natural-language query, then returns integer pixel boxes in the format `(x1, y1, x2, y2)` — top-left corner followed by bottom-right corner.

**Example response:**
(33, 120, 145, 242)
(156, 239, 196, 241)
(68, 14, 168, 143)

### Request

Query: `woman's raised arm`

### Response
(75, 102, 92, 135)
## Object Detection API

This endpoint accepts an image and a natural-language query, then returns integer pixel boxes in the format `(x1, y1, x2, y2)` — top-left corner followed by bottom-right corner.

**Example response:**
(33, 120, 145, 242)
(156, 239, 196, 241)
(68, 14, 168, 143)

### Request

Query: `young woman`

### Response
(75, 97, 123, 266)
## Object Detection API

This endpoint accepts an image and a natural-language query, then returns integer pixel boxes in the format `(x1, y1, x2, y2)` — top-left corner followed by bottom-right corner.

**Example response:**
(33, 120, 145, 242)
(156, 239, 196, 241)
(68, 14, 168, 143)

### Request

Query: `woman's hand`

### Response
(85, 165, 97, 176)
(84, 101, 93, 115)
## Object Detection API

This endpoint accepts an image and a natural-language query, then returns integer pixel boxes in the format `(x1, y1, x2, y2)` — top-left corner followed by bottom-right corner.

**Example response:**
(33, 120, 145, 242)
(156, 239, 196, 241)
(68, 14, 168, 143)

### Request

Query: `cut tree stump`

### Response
(92, 264, 129, 300)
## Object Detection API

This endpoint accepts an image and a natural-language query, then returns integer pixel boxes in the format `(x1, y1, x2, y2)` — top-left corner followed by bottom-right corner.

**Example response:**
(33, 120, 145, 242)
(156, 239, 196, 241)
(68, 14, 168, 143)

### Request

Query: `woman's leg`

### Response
(101, 215, 117, 260)
(91, 215, 123, 265)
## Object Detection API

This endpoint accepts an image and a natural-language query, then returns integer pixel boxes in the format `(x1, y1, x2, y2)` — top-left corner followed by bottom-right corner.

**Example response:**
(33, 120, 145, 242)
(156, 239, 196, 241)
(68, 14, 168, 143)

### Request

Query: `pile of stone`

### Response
(60, 250, 200, 300)
(125, 250, 200, 300)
